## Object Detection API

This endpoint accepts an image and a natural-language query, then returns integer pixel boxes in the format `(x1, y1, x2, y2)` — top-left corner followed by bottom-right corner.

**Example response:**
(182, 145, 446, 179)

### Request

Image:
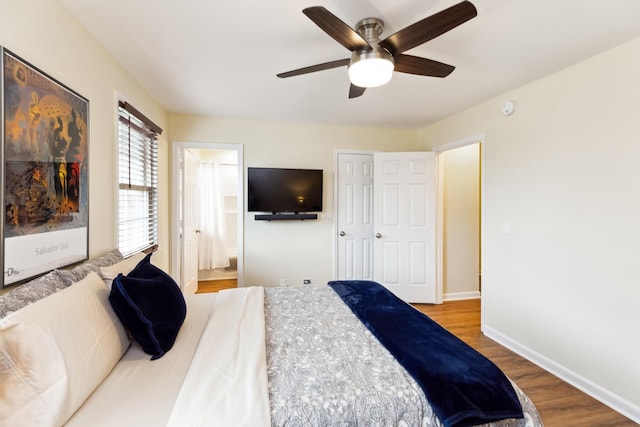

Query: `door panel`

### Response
(410, 184, 427, 226)
(374, 152, 436, 303)
(336, 153, 374, 280)
(382, 183, 400, 226)
(409, 242, 427, 284)
(382, 241, 400, 284)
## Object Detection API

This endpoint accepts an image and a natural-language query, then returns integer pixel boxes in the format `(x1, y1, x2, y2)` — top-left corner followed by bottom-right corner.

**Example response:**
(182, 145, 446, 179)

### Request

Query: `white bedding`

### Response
(64, 293, 217, 427)
(167, 286, 270, 426)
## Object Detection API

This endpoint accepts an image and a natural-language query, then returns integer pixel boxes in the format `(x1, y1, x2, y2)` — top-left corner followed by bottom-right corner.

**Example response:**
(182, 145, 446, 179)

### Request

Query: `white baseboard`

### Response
(483, 325, 640, 424)
(443, 291, 481, 301)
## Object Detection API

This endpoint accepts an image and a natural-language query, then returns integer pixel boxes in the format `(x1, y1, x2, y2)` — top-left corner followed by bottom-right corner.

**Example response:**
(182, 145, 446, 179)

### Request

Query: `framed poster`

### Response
(1, 48, 89, 288)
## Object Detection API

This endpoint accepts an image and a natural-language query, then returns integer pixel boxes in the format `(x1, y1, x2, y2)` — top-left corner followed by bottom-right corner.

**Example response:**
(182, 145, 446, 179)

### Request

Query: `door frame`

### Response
(171, 141, 244, 289)
(432, 134, 485, 308)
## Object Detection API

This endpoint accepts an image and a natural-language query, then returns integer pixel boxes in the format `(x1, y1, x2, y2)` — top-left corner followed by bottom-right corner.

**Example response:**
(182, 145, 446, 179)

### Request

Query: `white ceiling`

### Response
(60, 0, 640, 129)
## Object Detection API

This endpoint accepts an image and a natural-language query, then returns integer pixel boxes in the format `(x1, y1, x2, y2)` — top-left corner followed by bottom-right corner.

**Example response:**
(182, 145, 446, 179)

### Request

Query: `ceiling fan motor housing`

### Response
(349, 17, 395, 87)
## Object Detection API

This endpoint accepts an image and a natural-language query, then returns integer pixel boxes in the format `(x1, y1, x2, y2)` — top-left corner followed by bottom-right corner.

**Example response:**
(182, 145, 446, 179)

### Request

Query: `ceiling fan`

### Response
(277, 1, 477, 99)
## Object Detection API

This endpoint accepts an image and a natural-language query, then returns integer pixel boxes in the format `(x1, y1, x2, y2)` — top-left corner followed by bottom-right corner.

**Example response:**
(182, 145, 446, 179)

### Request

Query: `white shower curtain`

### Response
(197, 161, 230, 270)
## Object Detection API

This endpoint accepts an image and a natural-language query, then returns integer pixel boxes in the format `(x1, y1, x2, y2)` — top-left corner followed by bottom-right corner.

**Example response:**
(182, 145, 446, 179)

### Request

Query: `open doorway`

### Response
(171, 142, 243, 294)
(434, 135, 483, 302)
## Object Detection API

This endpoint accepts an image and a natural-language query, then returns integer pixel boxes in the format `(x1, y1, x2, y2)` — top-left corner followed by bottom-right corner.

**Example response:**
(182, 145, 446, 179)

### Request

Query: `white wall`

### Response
(1, 1, 170, 270)
(418, 37, 640, 420)
(169, 115, 418, 286)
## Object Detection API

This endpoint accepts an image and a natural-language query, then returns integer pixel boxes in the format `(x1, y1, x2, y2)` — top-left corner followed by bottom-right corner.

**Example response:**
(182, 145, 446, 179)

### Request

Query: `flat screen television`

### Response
(247, 167, 323, 213)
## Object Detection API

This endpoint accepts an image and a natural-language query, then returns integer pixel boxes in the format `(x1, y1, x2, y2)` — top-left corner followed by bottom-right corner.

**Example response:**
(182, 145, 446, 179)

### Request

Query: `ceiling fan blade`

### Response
(394, 54, 455, 77)
(380, 1, 477, 55)
(349, 84, 366, 99)
(277, 58, 350, 78)
(303, 6, 370, 51)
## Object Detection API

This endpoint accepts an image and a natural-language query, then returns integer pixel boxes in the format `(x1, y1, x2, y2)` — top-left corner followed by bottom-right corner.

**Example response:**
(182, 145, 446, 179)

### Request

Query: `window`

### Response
(117, 101, 162, 257)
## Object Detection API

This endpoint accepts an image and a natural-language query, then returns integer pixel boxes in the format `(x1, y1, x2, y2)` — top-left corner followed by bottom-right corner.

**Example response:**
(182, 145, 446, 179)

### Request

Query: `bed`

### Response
(0, 251, 542, 427)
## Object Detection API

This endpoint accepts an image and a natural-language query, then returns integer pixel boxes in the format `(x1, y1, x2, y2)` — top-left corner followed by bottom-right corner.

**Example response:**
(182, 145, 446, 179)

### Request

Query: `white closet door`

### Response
(336, 153, 374, 280)
(373, 152, 436, 303)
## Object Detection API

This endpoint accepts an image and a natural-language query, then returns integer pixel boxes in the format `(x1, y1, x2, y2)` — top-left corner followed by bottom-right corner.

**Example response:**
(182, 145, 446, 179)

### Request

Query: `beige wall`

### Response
(441, 143, 480, 298)
(1, 1, 170, 270)
(169, 115, 418, 286)
(419, 37, 640, 418)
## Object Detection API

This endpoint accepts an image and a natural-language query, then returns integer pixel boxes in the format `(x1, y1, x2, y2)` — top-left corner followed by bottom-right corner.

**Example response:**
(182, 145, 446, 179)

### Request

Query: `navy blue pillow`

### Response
(109, 253, 186, 360)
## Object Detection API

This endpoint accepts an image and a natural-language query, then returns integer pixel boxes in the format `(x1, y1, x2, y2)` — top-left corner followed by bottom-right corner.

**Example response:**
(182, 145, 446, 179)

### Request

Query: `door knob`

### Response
(339, 230, 346, 236)
(195, 229, 201, 234)
(375, 233, 382, 238)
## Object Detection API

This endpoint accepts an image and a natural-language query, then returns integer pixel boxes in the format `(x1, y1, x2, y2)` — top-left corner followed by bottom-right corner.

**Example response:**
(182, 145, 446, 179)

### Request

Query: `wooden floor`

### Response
(414, 299, 636, 426)
(196, 283, 635, 426)
(196, 279, 237, 293)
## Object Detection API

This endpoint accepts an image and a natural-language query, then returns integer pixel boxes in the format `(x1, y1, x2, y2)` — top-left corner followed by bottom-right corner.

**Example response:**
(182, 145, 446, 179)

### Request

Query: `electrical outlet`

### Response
(279, 278, 286, 287)
(303, 278, 312, 285)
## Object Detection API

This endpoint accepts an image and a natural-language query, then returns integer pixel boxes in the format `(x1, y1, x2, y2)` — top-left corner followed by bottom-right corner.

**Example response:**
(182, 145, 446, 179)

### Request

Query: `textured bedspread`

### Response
(265, 285, 542, 427)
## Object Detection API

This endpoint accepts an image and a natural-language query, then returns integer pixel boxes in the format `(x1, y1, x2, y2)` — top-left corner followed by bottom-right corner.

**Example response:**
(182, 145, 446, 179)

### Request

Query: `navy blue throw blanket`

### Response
(328, 281, 523, 427)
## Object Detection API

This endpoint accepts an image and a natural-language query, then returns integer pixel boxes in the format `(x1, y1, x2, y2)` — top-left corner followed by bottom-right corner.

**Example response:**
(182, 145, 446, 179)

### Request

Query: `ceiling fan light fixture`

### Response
(348, 49, 394, 88)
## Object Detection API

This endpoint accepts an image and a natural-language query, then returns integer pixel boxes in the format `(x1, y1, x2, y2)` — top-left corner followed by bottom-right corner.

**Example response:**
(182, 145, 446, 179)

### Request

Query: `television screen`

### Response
(247, 168, 323, 213)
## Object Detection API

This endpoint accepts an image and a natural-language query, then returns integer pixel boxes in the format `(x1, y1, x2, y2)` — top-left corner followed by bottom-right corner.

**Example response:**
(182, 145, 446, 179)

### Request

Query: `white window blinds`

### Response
(117, 101, 162, 257)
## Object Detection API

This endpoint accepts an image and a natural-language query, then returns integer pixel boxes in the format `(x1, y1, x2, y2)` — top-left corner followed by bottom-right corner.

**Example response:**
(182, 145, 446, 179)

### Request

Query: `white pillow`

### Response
(0, 272, 130, 427)
(98, 251, 147, 289)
